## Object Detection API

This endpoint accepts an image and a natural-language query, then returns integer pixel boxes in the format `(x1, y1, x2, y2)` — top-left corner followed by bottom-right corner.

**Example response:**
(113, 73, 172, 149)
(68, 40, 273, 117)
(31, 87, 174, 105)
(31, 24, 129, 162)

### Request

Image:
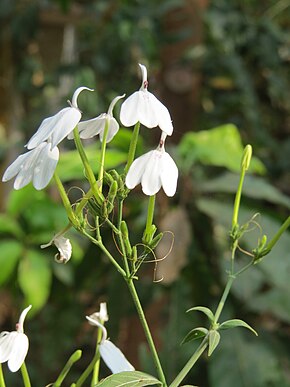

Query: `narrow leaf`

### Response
(95, 371, 162, 387)
(181, 327, 208, 345)
(208, 330, 220, 357)
(219, 319, 258, 336)
(187, 306, 215, 322)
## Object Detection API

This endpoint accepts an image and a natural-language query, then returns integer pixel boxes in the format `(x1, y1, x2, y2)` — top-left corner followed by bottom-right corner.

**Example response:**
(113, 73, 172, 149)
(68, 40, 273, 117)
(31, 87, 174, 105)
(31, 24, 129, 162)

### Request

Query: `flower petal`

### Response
(0, 332, 18, 363)
(151, 96, 173, 136)
(102, 117, 119, 143)
(32, 144, 59, 190)
(50, 108, 81, 148)
(160, 151, 178, 197)
(100, 340, 134, 374)
(54, 235, 72, 263)
(125, 151, 154, 190)
(141, 150, 162, 195)
(2, 152, 32, 183)
(75, 114, 106, 140)
(7, 333, 29, 372)
(120, 92, 140, 127)
(137, 91, 160, 129)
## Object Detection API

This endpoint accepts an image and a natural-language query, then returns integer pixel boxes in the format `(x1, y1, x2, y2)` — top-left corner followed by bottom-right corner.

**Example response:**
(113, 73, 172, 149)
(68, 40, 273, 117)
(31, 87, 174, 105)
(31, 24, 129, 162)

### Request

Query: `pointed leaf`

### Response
(219, 319, 258, 336)
(0, 214, 23, 238)
(208, 330, 220, 357)
(187, 306, 215, 322)
(181, 327, 208, 345)
(0, 240, 22, 285)
(95, 371, 162, 386)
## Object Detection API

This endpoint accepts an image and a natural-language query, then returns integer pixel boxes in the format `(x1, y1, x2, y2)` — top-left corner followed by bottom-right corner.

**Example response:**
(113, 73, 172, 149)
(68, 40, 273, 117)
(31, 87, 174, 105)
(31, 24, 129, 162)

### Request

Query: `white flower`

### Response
(0, 305, 32, 372)
(125, 133, 178, 197)
(87, 303, 109, 323)
(26, 86, 93, 150)
(86, 308, 134, 374)
(120, 64, 173, 135)
(69, 94, 125, 143)
(2, 142, 59, 190)
(41, 235, 72, 264)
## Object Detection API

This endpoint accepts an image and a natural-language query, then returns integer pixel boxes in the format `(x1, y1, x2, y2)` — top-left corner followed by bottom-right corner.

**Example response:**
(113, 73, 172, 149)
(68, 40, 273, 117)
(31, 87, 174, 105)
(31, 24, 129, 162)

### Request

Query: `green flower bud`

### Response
(241, 144, 252, 171)
(107, 180, 118, 214)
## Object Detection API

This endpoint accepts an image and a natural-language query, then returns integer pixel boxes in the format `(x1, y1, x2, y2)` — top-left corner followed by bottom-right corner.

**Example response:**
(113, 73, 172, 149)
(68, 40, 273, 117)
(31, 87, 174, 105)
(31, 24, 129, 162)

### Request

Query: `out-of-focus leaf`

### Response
(96, 371, 162, 386)
(0, 240, 22, 285)
(208, 330, 220, 356)
(0, 214, 24, 237)
(208, 330, 287, 387)
(199, 172, 290, 209)
(181, 327, 208, 345)
(219, 319, 258, 336)
(57, 145, 127, 181)
(178, 124, 265, 174)
(18, 249, 52, 313)
(7, 185, 45, 216)
(110, 128, 144, 154)
(52, 261, 74, 286)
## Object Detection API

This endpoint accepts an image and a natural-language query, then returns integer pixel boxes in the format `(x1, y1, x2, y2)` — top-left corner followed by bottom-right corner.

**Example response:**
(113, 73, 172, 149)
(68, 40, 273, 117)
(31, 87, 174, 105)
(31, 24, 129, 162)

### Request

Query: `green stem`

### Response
(53, 350, 82, 387)
(54, 173, 75, 223)
(75, 352, 99, 387)
(231, 167, 246, 230)
(124, 122, 140, 174)
(213, 275, 235, 324)
(0, 364, 6, 387)
(91, 326, 102, 386)
(98, 119, 109, 192)
(169, 338, 208, 387)
(145, 195, 155, 237)
(20, 363, 31, 387)
(265, 215, 290, 252)
(73, 127, 103, 205)
(126, 279, 167, 386)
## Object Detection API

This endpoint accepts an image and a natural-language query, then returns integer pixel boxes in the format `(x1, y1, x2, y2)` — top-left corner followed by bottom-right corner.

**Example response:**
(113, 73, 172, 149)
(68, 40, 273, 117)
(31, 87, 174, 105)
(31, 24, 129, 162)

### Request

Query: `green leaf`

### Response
(0, 214, 23, 238)
(219, 319, 258, 336)
(181, 327, 208, 344)
(95, 371, 162, 386)
(7, 185, 46, 216)
(208, 330, 220, 356)
(0, 240, 22, 285)
(57, 145, 127, 182)
(178, 124, 265, 174)
(18, 249, 52, 313)
(186, 306, 215, 322)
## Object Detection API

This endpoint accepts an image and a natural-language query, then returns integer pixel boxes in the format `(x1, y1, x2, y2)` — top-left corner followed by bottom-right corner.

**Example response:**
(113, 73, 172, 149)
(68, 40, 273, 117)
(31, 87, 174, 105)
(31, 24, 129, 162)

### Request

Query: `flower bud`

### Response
(241, 144, 252, 171)
(107, 181, 118, 214)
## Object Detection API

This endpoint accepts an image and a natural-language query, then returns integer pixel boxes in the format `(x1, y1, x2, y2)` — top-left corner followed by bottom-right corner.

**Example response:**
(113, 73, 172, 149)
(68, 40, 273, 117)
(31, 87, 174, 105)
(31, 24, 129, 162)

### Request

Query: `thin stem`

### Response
(75, 352, 99, 387)
(231, 167, 246, 229)
(0, 364, 6, 387)
(73, 127, 103, 205)
(53, 350, 82, 387)
(144, 195, 156, 237)
(54, 173, 75, 223)
(20, 363, 31, 387)
(169, 338, 208, 387)
(126, 279, 167, 386)
(124, 121, 140, 174)
(265, 215, 290, 252)
(91, 326, 102, 386)
(98, 119, 109, 192)
(213, 275, 235, 324)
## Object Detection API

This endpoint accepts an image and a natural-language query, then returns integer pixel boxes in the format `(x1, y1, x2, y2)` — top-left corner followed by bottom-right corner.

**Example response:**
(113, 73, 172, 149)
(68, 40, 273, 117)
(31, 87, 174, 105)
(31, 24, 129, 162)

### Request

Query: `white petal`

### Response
(33, 144, 59, 190)
(125, 151, 154, 190)
(100, 340, 134, 374)
(101, 117, 119, 143)
(54, 235, 72, 263)
(50, 108, 81, 148)
(7, 333, 29, 372)
(17, 305, 32, 333)
(75, 115, 106, 140)
(13, 144, 46, 190)
(151, 96, 173, 136)
(138, 91, 160, 128)
(141, 150, 162, 195)
(0, 332, 18, 363)
(107, 94, 125, 116)
(139, 64, 148, 90)
(160, 152, 178, 197)
(2, 152, 32, 182)
(71, 87, 94, 109)
(120, 92, 140, 127)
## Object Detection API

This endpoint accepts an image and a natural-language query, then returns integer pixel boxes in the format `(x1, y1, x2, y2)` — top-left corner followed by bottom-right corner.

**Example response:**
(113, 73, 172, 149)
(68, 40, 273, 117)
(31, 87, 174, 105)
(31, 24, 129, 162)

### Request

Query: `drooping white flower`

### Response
(68, 94, 125, 143)
(26, 86, 93, 150)
(86, 306, 134, 374)
(87, 303, 109, 323)
(120, 64, 173, 135)
(2, 142, 59, 190)
(41, 235, 72, 264)
(0, 305, 32, 372)
(125, 132, 178, 197)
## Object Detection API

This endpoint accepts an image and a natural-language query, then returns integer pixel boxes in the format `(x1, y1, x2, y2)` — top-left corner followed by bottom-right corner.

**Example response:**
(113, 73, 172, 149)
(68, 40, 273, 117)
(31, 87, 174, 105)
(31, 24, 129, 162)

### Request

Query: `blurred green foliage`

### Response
(1, 0, 290, 386)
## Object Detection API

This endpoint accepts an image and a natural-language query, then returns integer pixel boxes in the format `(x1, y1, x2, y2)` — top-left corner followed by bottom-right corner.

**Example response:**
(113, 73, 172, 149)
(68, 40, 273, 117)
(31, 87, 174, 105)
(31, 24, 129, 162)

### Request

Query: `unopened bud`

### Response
(107, 181, 118, 214)
(149, 232, 163, 250)
(241, 144, 252, 171)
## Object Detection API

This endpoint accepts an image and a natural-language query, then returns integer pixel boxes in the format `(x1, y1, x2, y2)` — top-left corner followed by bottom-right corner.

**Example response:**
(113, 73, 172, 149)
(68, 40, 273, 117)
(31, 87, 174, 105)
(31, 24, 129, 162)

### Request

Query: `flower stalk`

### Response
(0, 365, 6, 387)
(53, 350, 82, 387)
(124, 121, 140, 174)
(20, 363, 31, 387)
